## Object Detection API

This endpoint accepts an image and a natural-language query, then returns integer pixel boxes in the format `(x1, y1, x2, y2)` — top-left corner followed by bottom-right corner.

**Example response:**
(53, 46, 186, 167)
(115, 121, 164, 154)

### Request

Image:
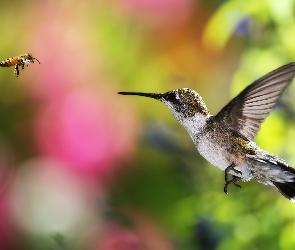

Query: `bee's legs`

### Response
(34, 58, 41, 64)
(14, 65, 19, 77)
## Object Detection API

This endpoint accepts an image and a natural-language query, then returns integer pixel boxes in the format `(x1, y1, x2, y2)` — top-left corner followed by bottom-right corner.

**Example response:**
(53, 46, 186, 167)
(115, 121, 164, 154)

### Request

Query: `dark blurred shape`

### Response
(234, 17, 252, 37)
(194, 218, 222, 250)
(142, 123, 183, 153)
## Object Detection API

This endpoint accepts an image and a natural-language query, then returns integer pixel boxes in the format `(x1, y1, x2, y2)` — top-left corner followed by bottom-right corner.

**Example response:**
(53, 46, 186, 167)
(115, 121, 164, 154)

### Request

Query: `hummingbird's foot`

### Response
(224, 163, 242, 194)
(224, 163, 242, 182)
(224, 176, 241, 194)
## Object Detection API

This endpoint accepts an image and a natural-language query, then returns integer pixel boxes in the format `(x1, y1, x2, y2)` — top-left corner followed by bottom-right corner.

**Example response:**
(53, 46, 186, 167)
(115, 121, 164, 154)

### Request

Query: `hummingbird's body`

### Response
(186, 114, 294, 186)
(119, 63, 295, 202)
(189, 115, 254, 177)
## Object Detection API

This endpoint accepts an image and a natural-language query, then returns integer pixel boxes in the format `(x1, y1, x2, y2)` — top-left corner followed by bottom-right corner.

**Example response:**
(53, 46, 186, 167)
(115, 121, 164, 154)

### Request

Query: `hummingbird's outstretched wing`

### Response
(215, 63, 295, 140)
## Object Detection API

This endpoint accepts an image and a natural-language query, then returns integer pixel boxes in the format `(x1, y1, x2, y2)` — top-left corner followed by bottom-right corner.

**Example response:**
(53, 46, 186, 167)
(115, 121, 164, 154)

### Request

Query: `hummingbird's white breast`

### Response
(178, 114, 229, 168)
(180, 114, 253, 180)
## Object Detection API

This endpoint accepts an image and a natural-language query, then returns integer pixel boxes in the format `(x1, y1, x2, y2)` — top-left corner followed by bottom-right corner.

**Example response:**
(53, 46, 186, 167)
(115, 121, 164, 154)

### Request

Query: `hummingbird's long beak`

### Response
(118, 92, 162, 100)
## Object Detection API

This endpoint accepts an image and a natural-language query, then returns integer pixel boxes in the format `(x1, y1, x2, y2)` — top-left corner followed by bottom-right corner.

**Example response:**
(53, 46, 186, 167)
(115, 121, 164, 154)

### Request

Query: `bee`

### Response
(0, 53, 40, 77)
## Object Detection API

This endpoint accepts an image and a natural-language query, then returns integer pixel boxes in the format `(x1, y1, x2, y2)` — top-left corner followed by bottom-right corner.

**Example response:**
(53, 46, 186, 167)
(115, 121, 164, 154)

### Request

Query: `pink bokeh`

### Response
(28, 2, 138, 184)
(0, 193, 16, 249)
(95, 211, 174, 250)
(0, 168, 22, 250)
(122, 0, 192, 10)
(97, 224, 143, 250)
(34, 87, 138, 182)
(120, 0, 194, 23)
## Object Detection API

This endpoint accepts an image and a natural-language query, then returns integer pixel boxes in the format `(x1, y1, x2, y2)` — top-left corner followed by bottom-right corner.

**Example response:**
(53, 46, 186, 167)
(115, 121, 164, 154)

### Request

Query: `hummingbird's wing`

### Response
(215, 63, 295, 140)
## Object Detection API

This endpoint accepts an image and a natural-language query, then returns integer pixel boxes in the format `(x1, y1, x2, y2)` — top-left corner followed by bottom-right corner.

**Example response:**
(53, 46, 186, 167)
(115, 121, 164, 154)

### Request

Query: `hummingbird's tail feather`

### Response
(269, 159, 295, 202)
(271, 181, 295, 203)
(246, 154, 295, 203)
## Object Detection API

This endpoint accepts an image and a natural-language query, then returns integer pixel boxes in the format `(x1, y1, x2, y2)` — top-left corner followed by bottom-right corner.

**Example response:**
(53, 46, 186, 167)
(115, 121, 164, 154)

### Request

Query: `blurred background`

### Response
(0, 0, 295, 249)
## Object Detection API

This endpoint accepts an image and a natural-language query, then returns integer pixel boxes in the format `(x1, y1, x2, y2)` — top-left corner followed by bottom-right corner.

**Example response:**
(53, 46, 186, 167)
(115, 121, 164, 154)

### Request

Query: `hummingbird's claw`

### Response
(224, 163, 242, 194)
(224, 176, 242, 194)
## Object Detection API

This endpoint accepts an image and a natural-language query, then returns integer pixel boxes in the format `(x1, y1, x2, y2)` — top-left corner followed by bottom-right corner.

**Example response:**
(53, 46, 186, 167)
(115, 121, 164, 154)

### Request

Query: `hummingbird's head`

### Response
(118, 88, 210, 122)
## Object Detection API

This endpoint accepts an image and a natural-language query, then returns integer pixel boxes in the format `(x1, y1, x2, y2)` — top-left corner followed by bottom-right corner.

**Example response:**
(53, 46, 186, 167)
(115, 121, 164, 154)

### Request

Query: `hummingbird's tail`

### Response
(247, 154, 295, 203)
(271, 181, 295, 202)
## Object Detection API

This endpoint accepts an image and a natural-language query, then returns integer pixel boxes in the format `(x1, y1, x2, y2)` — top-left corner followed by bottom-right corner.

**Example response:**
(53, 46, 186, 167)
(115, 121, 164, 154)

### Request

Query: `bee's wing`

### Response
(215, 63, 295, 140)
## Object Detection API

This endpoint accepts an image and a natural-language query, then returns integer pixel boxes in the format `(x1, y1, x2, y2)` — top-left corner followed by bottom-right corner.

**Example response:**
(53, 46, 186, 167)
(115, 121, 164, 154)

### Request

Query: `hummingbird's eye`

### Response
(167, 92, 176, 101)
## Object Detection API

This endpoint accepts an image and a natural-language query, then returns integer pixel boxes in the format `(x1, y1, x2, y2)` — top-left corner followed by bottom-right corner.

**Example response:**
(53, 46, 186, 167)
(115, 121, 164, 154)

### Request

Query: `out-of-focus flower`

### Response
(0, 149, 19, 249)
(0, 192, 19, 249)
(96, 224, 143, 250)
(119, 0, 194, 24)
(27, 2, 101, 102)
(27, 1, 138, 184)
(9, 159, 102, 240)
(34, 87, 138, 183)
(95, 211, 174, 250)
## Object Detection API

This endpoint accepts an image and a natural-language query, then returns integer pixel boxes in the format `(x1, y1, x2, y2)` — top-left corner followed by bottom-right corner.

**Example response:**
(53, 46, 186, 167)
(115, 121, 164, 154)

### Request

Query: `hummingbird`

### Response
(118, 63, 295, 203)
